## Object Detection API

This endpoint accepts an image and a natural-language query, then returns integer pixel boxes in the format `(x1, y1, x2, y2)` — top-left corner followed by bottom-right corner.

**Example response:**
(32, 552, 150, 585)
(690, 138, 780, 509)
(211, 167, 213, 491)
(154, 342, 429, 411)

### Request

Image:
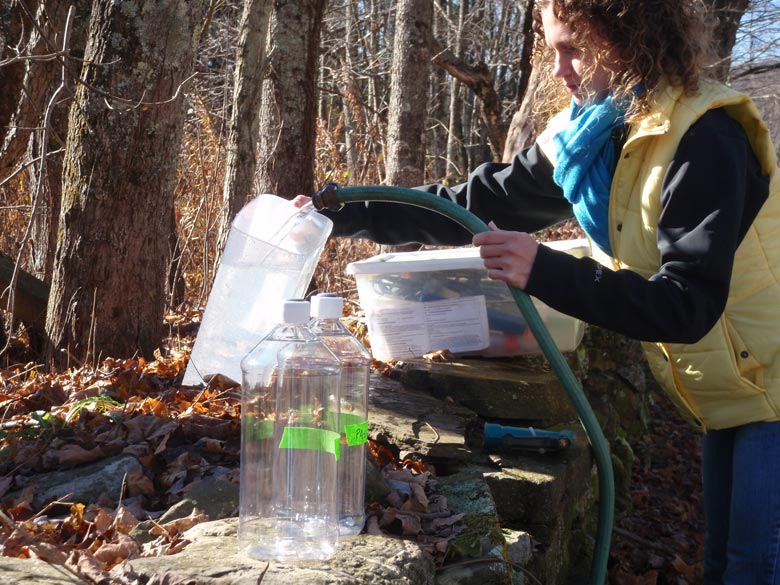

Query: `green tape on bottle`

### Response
(279, 426, 341, 460)
(340, 412, 368, 446)
(345, 421, 368, 446)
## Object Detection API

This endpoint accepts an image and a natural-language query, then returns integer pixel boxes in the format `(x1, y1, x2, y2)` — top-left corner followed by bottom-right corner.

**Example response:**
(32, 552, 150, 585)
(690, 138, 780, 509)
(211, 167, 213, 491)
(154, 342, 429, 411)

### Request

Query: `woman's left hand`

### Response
(472, 223, 539, 290)
(291, 195, 312, 208)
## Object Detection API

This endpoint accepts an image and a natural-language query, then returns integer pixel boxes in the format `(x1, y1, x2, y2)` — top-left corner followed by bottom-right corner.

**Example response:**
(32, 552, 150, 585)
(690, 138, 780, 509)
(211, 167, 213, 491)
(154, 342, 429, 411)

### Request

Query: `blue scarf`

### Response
(552, 96, 627, 256)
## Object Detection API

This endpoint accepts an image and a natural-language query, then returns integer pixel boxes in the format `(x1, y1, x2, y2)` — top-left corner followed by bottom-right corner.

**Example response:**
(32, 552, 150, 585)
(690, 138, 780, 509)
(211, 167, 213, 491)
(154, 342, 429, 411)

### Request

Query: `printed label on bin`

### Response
(279, 426, 341, 460)
(368, 296, 490, 360)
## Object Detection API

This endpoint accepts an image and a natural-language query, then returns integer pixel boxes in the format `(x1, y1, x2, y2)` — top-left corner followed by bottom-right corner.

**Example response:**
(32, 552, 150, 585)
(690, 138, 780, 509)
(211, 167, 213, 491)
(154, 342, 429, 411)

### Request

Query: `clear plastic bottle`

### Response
(239, 299, 342, 560)
(309, 293, 370, 537)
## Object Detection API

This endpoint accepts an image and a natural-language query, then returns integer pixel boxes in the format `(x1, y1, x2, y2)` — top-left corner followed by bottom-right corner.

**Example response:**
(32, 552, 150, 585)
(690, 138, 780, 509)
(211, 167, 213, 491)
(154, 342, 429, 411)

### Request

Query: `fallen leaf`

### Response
(672, 555, 703, 583)
(125, 471, 156, 497)
(51, 444, 106, 467)
(92, 533, 141, 565)
(150, 510, 208, 538)
(66, 549, 112, 582)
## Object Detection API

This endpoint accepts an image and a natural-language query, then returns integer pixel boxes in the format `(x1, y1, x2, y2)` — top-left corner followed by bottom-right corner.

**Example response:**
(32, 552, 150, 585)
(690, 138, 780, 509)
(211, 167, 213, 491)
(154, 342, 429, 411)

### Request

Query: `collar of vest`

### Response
(627, 80, 680, 146)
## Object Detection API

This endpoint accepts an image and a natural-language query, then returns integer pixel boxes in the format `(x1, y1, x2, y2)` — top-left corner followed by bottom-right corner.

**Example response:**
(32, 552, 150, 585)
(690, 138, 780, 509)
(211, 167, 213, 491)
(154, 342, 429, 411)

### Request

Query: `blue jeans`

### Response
(703, 421, 780, 584)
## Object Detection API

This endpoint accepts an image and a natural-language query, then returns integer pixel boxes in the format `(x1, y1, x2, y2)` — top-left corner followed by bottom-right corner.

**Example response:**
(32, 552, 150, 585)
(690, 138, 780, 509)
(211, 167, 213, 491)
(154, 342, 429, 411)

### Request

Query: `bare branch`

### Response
(0, 148, 65, 189)
(732, 60, 780, 80)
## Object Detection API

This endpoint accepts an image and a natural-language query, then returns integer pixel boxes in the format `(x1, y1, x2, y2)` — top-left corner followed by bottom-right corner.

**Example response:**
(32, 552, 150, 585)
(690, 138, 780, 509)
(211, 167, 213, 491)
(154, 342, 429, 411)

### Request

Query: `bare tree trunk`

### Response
(502, 0, 538, 162)
(431, 35, 506, 161)
(214, 0, 272, 263)
(0, 1, 87, 353)
(342, 0, 360, 180)
(25, 1, 90, 283)
(514, 0, 536, 110)
(45, 0, 208, 368)
(0, 1, 34, 180)
(255, 0, 327, 199)
(1, 1, 87, 186)
(445, 0, 467, 181)
(503, 63, 542, 161)
(708, 0, 750, 80)
(428, 2, 448, 181)
(385, 0, 432, 187)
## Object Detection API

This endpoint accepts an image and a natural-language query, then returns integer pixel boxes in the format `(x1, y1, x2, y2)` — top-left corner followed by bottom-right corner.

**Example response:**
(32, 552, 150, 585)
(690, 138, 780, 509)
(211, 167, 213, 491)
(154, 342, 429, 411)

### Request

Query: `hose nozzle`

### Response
(312, 182, 344, 212)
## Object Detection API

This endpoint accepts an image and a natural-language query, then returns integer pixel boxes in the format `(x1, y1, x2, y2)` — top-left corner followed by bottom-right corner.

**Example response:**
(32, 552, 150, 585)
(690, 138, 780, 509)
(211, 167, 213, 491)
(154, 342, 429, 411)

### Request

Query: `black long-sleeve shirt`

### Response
(324, 109, 770, 344)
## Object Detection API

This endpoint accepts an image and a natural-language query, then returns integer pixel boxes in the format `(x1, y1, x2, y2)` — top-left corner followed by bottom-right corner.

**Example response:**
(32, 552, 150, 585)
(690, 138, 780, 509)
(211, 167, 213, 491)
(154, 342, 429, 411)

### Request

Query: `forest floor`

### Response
(608, 389, 706, 584)
(0, 316, 705, 585)
(543, 220, 707, 584)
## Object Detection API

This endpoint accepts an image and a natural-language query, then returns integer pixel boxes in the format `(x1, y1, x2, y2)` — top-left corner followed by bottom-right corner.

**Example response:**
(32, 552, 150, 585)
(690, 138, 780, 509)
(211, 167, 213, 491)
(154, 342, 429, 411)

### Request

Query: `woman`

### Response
(297, 1, 780, 582)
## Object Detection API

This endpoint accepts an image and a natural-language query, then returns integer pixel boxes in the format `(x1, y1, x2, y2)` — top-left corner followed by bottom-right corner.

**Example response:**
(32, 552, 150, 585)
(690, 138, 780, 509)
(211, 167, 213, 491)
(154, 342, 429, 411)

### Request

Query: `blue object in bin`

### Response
(483, 423, 575, 453)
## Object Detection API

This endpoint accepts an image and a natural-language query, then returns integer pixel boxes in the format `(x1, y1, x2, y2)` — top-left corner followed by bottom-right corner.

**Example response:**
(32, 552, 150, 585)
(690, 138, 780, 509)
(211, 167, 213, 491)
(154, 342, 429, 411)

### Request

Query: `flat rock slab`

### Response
(111, 518, 436, 585)
(393, 357, 580, 427)
(1, 557, 84, 584)
(368, 373, 480, 473)
(435, 469, 513, 585)
(8, 453, 142, 510)
(482, 432, 593, 525)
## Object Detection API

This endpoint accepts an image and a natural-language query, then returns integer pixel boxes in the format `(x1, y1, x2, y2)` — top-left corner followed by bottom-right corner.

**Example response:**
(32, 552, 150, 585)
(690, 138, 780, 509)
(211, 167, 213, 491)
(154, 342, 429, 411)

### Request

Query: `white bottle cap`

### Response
(311, 293, 343, 319)
(282, 299, 310, 323)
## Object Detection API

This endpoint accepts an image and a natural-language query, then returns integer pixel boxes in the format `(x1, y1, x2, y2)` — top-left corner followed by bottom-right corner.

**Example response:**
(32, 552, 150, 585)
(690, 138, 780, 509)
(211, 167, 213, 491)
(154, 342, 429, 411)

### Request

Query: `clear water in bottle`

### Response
(309, 293, 370, 537)
(239, 299, 342, 560)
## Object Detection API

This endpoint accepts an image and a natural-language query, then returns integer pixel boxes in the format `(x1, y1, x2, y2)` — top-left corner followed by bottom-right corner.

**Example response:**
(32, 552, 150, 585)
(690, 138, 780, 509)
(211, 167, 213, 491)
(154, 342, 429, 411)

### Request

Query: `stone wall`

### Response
(377, 324, 654, 584)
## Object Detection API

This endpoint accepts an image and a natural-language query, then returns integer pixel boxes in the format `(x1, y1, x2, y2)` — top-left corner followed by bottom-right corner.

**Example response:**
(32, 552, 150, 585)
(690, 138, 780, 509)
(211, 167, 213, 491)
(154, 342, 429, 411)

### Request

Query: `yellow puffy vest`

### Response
(541, 81, 780, 430)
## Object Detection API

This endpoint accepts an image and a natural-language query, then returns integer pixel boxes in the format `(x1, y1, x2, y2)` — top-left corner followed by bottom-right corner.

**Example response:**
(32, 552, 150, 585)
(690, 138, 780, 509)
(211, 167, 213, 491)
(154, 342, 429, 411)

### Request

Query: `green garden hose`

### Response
(313, 183, 614, 585)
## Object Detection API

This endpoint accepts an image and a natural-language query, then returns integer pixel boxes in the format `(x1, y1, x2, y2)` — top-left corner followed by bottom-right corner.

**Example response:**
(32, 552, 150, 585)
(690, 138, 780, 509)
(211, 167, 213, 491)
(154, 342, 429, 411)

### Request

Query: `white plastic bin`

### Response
(345, 239, 590, 361)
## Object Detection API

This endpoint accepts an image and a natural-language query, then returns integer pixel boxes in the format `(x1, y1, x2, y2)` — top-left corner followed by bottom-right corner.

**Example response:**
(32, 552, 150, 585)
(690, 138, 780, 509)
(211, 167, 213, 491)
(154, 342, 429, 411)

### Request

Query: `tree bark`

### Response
(514, 0, 536, 111)
(432, 37, 505, 161)
(0, 0, 30, 180)
(45, 0, 208, 367)
(255, 0, 327, 199)
(25, 1, 90, 282)
(502, 0, 538, 161)
(214, 0, 272, 264)
(385, 0, 432, 187)
(0, 2, 87, 184)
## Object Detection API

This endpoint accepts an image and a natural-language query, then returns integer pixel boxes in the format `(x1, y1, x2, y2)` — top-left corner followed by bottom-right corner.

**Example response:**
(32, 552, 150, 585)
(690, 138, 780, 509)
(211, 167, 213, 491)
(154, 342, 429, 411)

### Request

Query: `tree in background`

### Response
(0, 2, 90, 281)
(45, 0, 208, 368)
(385, 0, 432, 187)
(255, 0, 328, 199)
(215, 0, 271, 262)
(444, 0, 468, 179)
(427, 5, 449, 181)
(710, 0, 751, 79)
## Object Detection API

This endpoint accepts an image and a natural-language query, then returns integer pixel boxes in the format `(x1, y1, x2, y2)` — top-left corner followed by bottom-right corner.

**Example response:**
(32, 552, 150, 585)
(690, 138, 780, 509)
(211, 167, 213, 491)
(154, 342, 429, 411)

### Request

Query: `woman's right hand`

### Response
(473, 222, 539, 290)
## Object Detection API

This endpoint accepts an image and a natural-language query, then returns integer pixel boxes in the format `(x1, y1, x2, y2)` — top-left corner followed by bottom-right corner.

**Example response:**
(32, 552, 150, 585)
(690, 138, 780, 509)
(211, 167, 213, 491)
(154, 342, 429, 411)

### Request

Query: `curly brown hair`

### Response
(532, 0, 718, 122)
